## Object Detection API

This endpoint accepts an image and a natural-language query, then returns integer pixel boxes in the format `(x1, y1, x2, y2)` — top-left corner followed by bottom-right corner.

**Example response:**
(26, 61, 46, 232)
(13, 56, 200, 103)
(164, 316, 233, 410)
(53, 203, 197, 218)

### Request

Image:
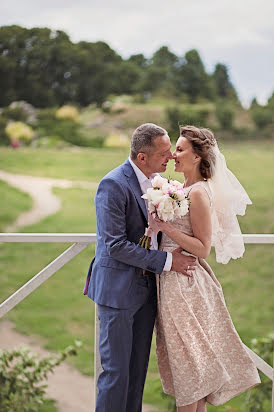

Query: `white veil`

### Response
(207, 145, 252, 264)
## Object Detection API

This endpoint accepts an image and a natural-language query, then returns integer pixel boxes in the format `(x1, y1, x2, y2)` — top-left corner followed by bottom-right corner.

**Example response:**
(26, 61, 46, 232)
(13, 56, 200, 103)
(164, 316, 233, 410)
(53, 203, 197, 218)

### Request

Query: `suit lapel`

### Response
(123, 160, 148, 222)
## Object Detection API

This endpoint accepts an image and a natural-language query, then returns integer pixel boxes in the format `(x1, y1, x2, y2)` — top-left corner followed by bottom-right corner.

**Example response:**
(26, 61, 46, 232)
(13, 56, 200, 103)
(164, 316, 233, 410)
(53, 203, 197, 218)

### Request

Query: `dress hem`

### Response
(162, 380, 260, 407)
(206, 381, 261, 406)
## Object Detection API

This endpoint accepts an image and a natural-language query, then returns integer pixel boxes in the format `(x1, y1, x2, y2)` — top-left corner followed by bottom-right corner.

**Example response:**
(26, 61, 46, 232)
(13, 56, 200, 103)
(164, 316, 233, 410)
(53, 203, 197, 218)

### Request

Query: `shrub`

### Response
(251, 107, 273, 129)
(5, 121, 34, 144)
(56, 105, 79, 121)
(104, 132, 130, 148)
(215, 104, 235, 129)
(0, 342, 81, 412)
(166, 106, 210, 139)
(0, 116, 10, 145)
(9, 101, 37, 124)
(1, 106, 28, 122)
(244, 333, 273, 411)
(101, 100, 112, 113)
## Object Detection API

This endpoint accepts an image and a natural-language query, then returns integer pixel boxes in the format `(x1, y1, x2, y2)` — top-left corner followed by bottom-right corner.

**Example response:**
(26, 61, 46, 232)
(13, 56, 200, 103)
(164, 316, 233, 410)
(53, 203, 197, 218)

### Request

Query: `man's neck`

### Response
(130, 158, 151, 178)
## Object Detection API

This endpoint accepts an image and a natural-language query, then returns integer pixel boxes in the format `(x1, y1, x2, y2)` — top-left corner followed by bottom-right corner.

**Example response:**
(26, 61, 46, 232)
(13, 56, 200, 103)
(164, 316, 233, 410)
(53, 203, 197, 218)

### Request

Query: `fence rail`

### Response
(0, 233, 273, 410)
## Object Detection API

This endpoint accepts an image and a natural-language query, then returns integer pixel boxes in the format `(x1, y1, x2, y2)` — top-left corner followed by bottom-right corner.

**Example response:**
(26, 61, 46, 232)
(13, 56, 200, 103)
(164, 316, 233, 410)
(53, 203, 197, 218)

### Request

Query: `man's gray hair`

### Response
(130, 123, 168, 159)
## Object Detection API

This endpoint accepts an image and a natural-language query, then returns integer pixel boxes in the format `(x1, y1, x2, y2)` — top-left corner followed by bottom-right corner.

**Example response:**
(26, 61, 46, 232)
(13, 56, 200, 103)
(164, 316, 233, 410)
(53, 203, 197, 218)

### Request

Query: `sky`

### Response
(1, 0, 274, 107)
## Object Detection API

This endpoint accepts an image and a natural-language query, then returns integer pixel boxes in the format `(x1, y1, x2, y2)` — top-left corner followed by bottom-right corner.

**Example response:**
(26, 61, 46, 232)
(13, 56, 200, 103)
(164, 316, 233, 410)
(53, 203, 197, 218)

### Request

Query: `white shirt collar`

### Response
(128, 157, 158, 185)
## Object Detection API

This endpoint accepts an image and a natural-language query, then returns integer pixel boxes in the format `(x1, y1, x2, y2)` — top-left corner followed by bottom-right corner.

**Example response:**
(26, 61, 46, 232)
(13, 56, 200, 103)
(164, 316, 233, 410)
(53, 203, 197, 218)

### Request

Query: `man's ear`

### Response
(137, 152, 148, 164)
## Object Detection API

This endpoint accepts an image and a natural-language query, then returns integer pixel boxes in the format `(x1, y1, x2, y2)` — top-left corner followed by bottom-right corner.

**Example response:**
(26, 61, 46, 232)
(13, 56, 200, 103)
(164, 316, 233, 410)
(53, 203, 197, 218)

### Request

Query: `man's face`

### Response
(146, 134, 173, 174)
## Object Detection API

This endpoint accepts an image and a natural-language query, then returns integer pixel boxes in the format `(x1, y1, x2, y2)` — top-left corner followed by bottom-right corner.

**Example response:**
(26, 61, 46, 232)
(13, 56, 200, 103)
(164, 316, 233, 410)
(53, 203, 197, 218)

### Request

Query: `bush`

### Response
(56, 105, 79, 121)
(36, 117, 84, 147)
(36, 108, 106, 147)
(101, 100, 112, 113)
(1, 106, 28, 122)
(165, 106, 210, 139)
(104, 132, 130, 148)
(0, 342, 81, 412)
(244, 333, 273, 411)
(5, 121, 34, 144)
(8, 101, 37, 124)
(0, 116, 10, 145)
(251, 107, 273, 129)
(215, 104, 235, 129)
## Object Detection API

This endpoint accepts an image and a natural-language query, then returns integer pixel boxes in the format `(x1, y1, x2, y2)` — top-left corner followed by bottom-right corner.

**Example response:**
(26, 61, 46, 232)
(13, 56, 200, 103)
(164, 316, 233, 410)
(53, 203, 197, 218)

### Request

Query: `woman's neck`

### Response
(183, 172, 204, 187)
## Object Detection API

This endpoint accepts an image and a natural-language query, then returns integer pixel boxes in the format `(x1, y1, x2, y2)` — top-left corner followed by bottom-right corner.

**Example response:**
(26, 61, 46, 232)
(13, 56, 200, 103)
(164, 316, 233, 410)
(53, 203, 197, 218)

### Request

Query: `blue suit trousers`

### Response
(95, 277, 157, 412)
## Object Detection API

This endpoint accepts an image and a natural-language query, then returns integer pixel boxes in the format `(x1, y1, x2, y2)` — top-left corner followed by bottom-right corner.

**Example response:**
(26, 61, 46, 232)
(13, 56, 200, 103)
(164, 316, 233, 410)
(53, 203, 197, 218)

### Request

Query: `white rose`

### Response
(142, 188, 164, 204)
(161, 181, 170, 194)
(170, 179, 183, 188)
(157, 196, 175, 221)
(176, 188, 187, 201)
(177, 198, 189, 217)
(151, 175, 166, 189)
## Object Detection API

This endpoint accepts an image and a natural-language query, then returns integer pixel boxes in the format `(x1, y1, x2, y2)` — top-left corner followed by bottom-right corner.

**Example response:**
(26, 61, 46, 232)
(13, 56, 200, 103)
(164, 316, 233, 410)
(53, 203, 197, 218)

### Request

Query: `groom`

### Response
(87, 123, 196, 412)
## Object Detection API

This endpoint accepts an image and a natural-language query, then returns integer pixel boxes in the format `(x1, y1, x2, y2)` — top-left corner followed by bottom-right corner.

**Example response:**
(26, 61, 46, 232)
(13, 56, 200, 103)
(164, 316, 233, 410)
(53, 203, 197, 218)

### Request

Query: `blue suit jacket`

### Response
(87, 159, 167, 309)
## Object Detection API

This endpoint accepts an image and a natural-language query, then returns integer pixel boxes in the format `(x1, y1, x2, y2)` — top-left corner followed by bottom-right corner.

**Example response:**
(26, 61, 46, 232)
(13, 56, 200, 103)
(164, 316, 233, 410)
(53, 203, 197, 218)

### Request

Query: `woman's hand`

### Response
(148, 212, 172, 234)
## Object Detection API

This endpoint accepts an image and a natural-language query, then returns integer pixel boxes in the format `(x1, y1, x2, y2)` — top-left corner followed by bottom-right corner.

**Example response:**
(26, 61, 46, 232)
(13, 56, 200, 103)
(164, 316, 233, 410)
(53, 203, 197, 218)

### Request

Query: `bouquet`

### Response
(138, 175, 190, 249)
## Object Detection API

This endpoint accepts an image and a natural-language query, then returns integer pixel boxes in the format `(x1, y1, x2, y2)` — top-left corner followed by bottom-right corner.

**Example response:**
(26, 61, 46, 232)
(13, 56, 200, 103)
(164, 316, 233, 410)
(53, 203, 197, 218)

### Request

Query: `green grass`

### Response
(39, 399, 58, 412)
(0, 142, 273, 411)
(0, 179, 33, 232)
(0, 147, 129, 181)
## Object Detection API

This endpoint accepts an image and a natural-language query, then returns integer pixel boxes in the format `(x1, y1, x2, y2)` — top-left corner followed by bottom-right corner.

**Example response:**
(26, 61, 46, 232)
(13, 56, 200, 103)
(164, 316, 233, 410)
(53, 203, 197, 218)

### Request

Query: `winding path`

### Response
(0, 170, 98, 232)
(0, 170, 157, 412)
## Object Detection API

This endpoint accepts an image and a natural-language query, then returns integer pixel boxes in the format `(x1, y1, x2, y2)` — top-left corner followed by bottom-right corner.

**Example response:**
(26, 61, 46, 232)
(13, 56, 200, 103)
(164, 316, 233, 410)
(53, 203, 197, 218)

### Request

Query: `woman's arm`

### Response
(151, 186, 212, 258)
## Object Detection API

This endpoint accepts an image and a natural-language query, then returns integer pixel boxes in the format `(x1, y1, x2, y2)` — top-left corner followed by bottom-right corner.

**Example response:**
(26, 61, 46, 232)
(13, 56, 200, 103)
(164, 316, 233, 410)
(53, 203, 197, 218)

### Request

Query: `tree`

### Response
(142, 46, 178, 93)
(128, 53, 147, 68)
(213, 63, 238, 101)
(175, 49, 214, 103)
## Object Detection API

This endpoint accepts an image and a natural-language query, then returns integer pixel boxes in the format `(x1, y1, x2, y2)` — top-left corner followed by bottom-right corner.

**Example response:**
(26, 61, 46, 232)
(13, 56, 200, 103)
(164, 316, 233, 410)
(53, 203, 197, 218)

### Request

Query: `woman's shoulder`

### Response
(188, 181, 212, 207)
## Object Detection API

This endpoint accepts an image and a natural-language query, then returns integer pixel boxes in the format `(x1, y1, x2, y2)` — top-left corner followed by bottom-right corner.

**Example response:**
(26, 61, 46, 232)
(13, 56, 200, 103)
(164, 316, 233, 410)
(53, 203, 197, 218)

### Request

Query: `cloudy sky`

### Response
(1, 0, 273, 106)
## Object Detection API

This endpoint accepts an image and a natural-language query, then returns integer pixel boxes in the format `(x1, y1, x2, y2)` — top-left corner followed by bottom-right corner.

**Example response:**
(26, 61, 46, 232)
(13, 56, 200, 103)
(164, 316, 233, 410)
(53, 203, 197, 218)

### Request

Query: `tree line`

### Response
(0, 25, 239, 108)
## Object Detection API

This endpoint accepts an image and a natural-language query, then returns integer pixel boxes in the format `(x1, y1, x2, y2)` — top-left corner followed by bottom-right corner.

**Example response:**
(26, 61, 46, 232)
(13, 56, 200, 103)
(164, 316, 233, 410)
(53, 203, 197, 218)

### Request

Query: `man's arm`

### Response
(95, 178, 167, 274)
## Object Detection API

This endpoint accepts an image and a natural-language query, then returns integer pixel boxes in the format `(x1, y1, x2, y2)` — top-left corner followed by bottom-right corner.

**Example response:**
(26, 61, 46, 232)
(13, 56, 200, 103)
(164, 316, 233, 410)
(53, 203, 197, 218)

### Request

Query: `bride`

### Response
(149, 125, 260, 412)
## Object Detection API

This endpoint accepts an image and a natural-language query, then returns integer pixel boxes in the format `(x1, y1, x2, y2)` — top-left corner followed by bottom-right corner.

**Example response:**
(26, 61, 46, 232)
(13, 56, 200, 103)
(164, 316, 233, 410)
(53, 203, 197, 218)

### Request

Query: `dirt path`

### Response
(0, 170, 98, 232)
(0, 170, 158, 412)
(0, 320, 95, 412)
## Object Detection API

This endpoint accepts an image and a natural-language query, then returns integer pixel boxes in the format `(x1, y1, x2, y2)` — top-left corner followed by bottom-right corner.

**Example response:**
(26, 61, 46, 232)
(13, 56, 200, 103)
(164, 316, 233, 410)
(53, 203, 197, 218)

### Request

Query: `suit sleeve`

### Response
(95, 177, 167, 274)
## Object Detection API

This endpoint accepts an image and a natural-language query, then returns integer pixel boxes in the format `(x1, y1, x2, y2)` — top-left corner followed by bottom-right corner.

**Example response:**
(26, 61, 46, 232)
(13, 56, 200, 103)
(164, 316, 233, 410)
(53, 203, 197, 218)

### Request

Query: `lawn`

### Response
(0, 141, 273, 411)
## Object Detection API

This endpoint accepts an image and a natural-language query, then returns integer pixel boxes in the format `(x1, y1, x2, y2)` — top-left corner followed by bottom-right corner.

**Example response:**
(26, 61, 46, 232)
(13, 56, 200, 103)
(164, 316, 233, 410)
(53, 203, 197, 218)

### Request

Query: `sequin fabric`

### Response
(155, 181, 260, 406)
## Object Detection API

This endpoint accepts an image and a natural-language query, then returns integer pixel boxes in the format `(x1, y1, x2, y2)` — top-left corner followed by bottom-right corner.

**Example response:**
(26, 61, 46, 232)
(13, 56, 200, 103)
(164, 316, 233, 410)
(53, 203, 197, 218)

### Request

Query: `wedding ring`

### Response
(187, 265, 190, 270)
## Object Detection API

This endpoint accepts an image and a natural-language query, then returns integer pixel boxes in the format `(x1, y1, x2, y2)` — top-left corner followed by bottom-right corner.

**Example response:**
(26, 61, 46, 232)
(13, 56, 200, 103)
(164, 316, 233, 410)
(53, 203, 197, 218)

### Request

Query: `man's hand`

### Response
(171, 247, 197, 277)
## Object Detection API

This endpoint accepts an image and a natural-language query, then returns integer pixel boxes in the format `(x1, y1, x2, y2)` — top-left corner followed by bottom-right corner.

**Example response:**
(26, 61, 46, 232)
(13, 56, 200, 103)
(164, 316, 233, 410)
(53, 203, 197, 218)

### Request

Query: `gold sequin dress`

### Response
(155, 181, 260, 407)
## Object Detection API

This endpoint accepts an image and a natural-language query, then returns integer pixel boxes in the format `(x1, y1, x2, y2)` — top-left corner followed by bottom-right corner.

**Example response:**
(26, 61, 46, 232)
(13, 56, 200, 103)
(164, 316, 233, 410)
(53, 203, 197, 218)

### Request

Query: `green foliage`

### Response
(1, 106, 28, 122)
(216, 103, 235, 129)
(251, 107, 273, 129)
(0, 342, 81, 412)
(213, 64, 238, 102)
(0, 179, 32, 231)
(5, 121, 34, 144)
(244, 333, 273, 411)
(36, 108, 94, 147)
(174, 49, 215, 103)
(166, 105, 210, 138)
(0, 25, 239, 108)
(0, 115, 10, 145)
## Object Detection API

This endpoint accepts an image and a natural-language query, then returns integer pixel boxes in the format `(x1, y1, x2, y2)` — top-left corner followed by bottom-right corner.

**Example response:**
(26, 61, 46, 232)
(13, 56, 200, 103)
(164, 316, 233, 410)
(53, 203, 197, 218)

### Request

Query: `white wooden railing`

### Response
(0, 233, 273, 410)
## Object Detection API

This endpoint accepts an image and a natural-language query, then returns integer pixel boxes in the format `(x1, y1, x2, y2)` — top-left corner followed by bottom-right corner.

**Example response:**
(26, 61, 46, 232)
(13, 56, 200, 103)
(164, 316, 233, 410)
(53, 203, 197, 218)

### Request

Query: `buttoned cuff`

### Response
(163, 252, 172, 271)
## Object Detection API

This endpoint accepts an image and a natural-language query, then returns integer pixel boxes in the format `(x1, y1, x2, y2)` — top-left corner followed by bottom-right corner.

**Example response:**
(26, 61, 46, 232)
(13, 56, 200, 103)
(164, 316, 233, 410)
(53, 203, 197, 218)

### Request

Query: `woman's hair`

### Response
(179, 125, 217, 179)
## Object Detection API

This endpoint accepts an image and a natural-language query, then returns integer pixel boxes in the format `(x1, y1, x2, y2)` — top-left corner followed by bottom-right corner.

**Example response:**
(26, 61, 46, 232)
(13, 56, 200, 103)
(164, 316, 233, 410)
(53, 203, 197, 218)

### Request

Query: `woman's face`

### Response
(173, 136, 197, 174)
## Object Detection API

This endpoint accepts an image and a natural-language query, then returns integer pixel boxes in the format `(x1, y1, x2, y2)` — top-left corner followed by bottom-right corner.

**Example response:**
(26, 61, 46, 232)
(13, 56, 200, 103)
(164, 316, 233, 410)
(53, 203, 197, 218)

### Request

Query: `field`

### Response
(0, 141, 273, 411)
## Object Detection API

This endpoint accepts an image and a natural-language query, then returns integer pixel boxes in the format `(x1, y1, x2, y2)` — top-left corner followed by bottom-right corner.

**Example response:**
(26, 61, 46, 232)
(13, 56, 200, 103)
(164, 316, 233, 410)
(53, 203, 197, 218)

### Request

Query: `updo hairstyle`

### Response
(179, 125, 217, 179)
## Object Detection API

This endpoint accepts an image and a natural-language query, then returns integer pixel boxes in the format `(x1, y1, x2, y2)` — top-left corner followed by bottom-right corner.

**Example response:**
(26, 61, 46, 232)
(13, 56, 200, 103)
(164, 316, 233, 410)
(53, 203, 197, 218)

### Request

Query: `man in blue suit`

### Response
(87, 123, 196, 411)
